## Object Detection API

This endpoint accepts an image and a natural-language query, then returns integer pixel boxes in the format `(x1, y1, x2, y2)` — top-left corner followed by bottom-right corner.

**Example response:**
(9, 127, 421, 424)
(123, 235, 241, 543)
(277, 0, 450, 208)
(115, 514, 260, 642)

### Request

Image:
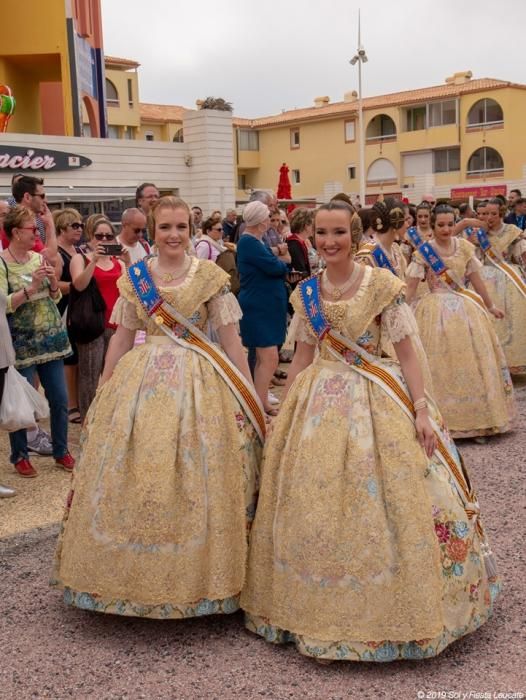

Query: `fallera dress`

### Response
(476, 224, 526, 374)
(241, 266, 500, 661)
(52, 258, 261, 618)
(407, 238, 515, 438)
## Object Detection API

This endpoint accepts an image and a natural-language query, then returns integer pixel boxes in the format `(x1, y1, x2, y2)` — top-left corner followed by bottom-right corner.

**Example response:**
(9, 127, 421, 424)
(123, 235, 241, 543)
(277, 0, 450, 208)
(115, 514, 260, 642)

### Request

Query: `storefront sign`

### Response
(450, 185, 507, 199)
(0, 146, 92, 172)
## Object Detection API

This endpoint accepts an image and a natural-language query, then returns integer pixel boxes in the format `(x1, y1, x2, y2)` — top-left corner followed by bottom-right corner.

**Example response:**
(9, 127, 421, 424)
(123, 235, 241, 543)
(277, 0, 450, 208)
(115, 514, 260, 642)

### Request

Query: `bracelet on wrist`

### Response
(413, 397, 428, 412)
(49, 286, 59, 294)
(22, 287, 30, 301)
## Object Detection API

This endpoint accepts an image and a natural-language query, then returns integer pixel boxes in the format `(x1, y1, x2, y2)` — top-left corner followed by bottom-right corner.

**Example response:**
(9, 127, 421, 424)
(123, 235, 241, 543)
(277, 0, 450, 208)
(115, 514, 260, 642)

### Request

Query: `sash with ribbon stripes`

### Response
(128, 260, 265, 443)
(466, 226, 526, 300)
(356, 243, 397, 276)
(407, 227, 487, 313)
(298, 274, 496, 576)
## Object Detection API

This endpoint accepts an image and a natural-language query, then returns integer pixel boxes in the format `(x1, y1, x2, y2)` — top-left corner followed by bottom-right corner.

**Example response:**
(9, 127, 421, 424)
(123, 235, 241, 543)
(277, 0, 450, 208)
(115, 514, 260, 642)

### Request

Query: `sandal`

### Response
(279, 352, 292, 363)
(271, 376, 286, 387)
(68, 408, 81, 424)
(274, 369, 288, 380)
(265, 408, 279, 418)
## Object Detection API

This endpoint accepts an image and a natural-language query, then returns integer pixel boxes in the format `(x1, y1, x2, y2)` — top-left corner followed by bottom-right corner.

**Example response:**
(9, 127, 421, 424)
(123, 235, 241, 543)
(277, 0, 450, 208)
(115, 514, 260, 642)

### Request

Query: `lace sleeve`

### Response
(406, 260, 426, 280)
(510, 237, 526, 262)
(110, 297, 146, 331)
(381, 294, 418, 344)
(287, 312, 318, 346)
(466, 254, 483, 276)
(206, 286, 243, 330)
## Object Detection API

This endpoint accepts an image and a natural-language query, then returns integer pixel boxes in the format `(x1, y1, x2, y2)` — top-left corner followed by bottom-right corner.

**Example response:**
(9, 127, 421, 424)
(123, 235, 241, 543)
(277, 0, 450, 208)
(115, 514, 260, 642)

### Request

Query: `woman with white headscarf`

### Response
(237, 202, 291, 416)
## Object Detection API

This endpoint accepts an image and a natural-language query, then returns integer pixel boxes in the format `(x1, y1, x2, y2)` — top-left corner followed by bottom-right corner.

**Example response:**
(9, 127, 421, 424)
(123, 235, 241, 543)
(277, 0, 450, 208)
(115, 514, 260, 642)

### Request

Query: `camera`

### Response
(101, 244, 123, 256)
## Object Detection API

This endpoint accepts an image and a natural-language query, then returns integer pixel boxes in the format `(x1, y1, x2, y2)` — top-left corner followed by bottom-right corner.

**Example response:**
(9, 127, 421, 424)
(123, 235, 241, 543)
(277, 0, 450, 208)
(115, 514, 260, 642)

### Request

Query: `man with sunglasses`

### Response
(117, 208, 150, 264)
(11, 175, 61, 273)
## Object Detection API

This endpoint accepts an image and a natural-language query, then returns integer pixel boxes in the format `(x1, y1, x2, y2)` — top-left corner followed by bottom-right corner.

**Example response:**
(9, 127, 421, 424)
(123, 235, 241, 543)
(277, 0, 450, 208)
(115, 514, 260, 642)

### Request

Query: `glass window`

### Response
(238, 173, 246, 190)
(467, 99, 503, 126)
(405, 107, 426, 131)
(145, 132, 154, 141)
(467, 147, 503, 174)
(106, 79, 119, 106)
(433, 148, 460, 173)
(172, 128, 184, 143)
(127, 79, 133, 106)
(107, 125, 119, 139)
(345, 120, 355, 141)
(290, 129, 300, 148)
(428, 100, 456, 127)
(238, 129, 259, 151)
(347, 165, 356, 179)
(292, 169, 301, 183)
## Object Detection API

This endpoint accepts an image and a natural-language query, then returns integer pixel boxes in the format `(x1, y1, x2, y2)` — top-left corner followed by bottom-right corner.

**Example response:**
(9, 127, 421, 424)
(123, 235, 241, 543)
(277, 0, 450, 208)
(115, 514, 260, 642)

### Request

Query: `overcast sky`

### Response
(102, 0, 525, 118)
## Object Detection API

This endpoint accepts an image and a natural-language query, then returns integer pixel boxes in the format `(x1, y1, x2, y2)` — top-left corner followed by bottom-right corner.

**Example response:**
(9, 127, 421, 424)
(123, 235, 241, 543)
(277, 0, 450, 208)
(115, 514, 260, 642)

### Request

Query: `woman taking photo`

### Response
(52, 196, 263, 619)
(0, 206, 74, 478)
(70, 218, 128, 420)
(406, 204, 515, 440)
(54, 208, 84, 424)
(473, 198, 526, 375)
(241, 200, 499, 662)
(237, 201, 290, 416)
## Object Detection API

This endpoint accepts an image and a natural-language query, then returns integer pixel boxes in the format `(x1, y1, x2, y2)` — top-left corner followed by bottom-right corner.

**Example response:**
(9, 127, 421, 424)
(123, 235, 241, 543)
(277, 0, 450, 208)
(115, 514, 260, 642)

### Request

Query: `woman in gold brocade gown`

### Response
(406, 205, 515, 439)
(241, 201, 500, 662)
(475, 198, 526, 374)
(52, 197, 262, 619)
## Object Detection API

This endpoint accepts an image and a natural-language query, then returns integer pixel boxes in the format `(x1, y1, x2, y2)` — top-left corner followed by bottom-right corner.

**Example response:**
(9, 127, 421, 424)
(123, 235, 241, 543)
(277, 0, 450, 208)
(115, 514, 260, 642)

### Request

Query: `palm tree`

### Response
(198, 97, 233, 112)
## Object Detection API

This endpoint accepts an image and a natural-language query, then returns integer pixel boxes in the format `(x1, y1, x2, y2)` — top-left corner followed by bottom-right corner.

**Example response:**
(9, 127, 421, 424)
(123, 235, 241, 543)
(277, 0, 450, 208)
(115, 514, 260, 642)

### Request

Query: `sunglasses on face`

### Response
(70, 222, 84, 230)
(212, 227, 223, 232)
(132, 227, 147, 235)
(33, 192, 46, 200)
(94, 232, 115, 241)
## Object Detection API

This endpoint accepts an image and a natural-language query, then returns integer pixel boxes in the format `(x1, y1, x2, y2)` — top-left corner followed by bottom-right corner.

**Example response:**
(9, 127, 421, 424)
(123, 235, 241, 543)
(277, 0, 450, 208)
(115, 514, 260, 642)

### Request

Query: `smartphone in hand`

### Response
(101, 244, 123, 256)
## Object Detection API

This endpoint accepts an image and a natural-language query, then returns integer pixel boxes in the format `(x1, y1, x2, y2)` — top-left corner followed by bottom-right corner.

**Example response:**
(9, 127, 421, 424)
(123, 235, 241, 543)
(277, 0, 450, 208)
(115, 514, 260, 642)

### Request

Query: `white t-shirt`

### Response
(117, 237, 150, 264)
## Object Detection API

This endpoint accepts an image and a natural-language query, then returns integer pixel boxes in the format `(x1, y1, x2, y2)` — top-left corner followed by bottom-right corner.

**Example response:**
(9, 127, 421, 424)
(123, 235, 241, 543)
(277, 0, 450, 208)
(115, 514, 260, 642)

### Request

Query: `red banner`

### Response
(450, 185, 507, 199)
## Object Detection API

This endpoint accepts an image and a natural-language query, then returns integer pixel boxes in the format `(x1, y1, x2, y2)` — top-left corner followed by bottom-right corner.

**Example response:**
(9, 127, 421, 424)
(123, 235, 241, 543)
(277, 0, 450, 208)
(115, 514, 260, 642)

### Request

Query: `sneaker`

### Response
(267, 392, 280, 406)
(0, 484, 16, 497)
(27, 427, 53, 456)
(14, 459, 38, 478)
(55, 452, 75, 472)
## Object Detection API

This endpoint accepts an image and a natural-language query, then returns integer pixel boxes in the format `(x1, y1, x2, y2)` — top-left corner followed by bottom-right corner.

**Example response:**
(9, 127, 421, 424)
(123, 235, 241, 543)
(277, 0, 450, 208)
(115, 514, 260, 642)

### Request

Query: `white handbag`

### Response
(0, 367, 50, 432)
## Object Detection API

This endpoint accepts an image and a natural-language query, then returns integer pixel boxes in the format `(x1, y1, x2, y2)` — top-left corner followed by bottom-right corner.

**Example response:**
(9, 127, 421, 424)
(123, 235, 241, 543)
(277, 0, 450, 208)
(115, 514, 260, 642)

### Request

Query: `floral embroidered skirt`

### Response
(240, 358, 500, 661)
(414, 290, 515, 438)
(51, 338, 261, 618)
(480, 264, 526, 374)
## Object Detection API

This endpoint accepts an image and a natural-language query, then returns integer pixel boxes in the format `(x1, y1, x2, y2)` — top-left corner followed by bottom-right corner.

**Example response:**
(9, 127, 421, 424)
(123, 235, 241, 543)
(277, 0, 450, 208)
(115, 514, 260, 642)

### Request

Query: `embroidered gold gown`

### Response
(407, 238, 515, 438)
(477, 224, 526, 374)
(241, 266, 499, 662)
(52, 258, 261, 618)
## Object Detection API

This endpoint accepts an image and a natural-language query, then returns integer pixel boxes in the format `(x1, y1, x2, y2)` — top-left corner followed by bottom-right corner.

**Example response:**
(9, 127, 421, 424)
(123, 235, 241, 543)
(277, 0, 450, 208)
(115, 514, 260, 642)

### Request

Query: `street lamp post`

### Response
(349, 11, 368, 207)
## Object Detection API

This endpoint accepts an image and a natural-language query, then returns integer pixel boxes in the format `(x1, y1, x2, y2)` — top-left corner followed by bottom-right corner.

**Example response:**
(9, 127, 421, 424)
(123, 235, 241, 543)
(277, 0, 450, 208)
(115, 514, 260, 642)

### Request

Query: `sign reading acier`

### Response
(0, 146, 92, 172)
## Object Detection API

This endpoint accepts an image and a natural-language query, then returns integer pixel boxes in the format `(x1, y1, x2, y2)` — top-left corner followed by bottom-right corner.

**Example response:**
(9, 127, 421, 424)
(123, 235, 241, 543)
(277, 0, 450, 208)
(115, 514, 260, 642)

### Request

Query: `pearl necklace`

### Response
(155, 255, 192, 284)
(322, 263, 361, 300)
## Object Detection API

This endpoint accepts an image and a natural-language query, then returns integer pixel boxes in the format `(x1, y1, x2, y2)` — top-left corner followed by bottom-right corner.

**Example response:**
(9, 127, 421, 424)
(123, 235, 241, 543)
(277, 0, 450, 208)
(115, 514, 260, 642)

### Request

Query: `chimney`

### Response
(445, 71, 473, 86)
(313, 96, 330, 108)
(344, 90, 358, 103)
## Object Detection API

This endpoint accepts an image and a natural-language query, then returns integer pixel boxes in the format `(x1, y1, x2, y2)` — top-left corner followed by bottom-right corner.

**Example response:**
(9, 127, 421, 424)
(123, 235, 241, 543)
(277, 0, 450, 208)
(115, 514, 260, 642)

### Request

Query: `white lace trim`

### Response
(381, 298, 417, 344)
(406, 260, 426, 280)
(465, 255, 483, 276)
(110, 297, 146, 331)
(206, 289, 242, 330)
(510, 238, 526, 262)
(287, 312, 317, 346)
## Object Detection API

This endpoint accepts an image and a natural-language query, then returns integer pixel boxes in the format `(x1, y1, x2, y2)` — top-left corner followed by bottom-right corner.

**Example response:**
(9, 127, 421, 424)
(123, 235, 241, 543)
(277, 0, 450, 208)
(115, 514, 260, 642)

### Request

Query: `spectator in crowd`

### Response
(357, 207, 375, 244)
(507, 189, 521, 215)
(84, 213, 106, 241)
(11, 175, 61, 270)
(0, 289, 16, 496)
(117, 208, 150, 263)
(195, 217, 228, 262)
(0, 200, 9, 250)
(421, 193, 437, 208)
(0, 206, 74, 477)
(265, 209, 287, 256)
(136, 182, 160, 218)
(277, 209, 291, 239)
(504, 197, 526, 230)
(222, 208, 238, 241)
(6, 173, 22, 208)
(286, 208, 314, 281)
(233, 190, 278, 244)
(458, 202, 475, 220)
(70, 218, 129, 420)
(237, 201, 290, 416)
(54, 208, 84, 424)
(191, 206, 203, 239)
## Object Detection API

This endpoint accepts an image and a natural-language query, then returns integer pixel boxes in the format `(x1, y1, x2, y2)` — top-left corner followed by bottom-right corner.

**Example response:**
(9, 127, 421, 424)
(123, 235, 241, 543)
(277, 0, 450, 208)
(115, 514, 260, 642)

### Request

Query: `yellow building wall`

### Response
(105, 68, 140, 128)
(137, 124, 165, 141)
(0, 0, 74, 135)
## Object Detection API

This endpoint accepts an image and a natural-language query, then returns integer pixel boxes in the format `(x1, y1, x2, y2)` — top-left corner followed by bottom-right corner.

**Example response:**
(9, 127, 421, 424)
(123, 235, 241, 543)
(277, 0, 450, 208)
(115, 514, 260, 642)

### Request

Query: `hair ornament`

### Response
(375, 217, 384, 231)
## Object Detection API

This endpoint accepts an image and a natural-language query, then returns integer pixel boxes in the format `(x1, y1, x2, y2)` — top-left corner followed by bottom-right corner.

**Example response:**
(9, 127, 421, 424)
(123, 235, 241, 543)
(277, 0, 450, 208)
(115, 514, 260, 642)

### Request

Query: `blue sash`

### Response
(371, 245, 396, 276)
(128, 260, 163, 313)
(407, 226, 423, 248)
(465, 227, 491, 252)
(298, 275, 331, 340)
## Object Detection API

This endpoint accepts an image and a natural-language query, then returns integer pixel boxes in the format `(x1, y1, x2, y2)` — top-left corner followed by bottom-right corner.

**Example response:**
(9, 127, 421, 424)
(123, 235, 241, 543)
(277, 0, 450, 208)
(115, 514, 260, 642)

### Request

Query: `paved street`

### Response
(1, 380, 525, 699)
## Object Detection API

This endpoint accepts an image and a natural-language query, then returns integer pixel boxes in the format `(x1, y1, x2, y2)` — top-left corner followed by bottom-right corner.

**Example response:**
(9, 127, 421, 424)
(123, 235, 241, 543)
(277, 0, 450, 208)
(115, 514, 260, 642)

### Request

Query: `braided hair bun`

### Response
(370, 198, 406, 233)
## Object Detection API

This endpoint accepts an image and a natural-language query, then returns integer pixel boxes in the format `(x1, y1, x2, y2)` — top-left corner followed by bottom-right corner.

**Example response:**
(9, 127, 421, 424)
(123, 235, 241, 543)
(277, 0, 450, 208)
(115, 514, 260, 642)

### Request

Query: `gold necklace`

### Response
(155, 256, 191, 284)
(322, 263, 361, 300)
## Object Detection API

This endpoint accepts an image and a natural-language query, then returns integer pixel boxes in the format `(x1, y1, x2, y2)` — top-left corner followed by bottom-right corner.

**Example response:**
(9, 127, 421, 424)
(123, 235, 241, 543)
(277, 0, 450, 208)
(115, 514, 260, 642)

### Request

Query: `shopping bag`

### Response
(0, 367, 50, 431)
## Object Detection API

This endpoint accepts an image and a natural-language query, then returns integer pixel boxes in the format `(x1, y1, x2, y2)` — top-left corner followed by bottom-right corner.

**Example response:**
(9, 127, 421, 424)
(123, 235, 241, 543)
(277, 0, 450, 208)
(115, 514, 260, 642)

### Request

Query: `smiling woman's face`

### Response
(314, 209, 352, 265)
(154, 206, 190, 260)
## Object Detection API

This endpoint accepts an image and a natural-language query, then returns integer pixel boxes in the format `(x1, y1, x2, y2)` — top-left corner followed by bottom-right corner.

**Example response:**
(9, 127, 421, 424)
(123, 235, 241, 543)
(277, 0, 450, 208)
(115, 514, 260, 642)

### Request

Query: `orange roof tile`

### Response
(239, 78, 526, 128)
(105, 55, 140, 69)
(139, 103, 186, 123)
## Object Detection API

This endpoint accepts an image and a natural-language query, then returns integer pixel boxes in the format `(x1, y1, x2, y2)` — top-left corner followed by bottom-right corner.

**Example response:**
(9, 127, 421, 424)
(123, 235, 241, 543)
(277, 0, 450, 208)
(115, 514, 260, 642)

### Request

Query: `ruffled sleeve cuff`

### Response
(287, 312, 318, 346)
(510, 237, 526, 262)
(406, 260, 425, 280)
(207, 287, 243, 330)
(381, 294, 418, 344)
(465, 255, 483, 276)
(110, 296, 146, 331)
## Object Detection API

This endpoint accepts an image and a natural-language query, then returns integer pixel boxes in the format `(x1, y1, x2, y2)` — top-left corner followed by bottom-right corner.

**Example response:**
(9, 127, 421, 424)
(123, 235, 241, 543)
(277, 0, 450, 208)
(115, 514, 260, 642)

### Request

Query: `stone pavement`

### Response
(1, 380, 525, 699)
